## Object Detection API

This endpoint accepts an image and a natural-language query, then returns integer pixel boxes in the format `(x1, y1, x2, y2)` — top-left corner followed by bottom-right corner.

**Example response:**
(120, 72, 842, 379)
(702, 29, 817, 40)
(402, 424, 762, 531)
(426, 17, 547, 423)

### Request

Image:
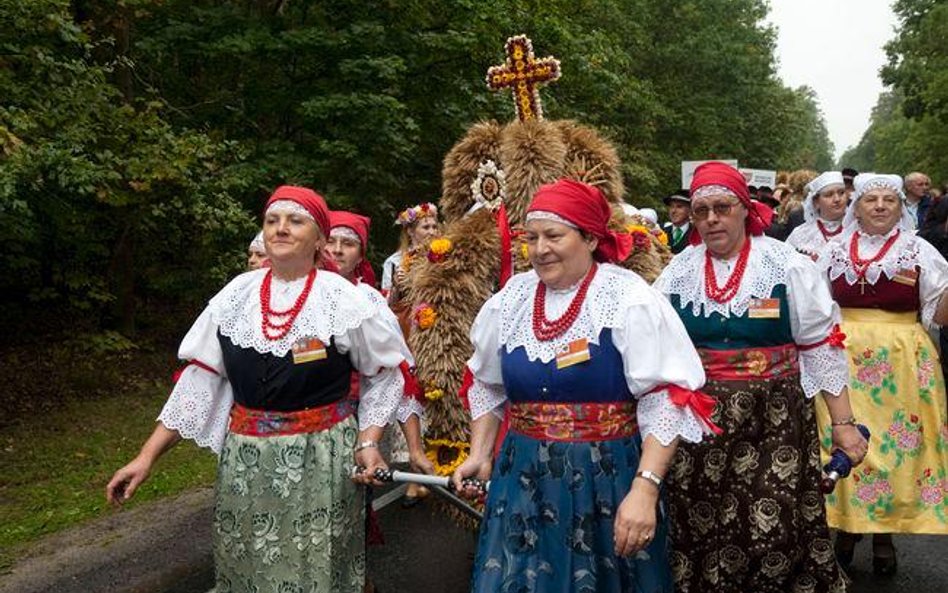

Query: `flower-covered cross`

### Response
(486, 35, 561, 121)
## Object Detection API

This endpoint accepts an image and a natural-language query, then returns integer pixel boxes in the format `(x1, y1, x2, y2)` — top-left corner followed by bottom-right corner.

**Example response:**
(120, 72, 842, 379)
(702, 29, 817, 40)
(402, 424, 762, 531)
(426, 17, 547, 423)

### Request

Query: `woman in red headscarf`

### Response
(451, 179, 714, 593)
(654, 162, 867, 592)
(106, 187, 414, 593)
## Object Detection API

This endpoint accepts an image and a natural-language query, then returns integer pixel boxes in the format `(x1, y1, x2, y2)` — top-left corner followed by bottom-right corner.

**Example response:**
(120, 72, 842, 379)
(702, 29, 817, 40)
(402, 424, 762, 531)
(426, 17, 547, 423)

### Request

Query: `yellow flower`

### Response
(415, 306, 437, 330)
(425, 388, 444, 401)
(424, 439, 470, 476)
(656, 231, 669, 245)
(429, 238, 453, 255)
(625, 223, 651, 236)
(520, 242, 529, 260)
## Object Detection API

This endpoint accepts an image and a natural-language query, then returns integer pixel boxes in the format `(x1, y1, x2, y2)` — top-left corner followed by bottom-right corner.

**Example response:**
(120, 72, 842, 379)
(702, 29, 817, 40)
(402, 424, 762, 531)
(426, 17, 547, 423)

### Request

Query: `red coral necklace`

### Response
(533, 263, 598, 341)
(704, 237, 751, 303)
(850, 230, 900, 279)
(817, 220, 842, 241)
(260, 268, 316, 341)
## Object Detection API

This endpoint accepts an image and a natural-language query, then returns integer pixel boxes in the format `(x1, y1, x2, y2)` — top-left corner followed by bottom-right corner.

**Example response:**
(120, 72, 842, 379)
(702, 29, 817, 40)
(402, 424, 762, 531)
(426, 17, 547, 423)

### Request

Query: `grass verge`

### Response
(0, 381, 217, 570)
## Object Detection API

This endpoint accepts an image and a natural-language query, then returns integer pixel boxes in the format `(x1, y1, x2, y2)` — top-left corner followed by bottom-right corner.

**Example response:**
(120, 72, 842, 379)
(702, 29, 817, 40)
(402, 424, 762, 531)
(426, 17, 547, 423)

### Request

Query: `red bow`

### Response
(665, 384, 723, 435)
(458, 366, 474, 411)
(797, 324, 847, 351)
(399, 361, 425, 404)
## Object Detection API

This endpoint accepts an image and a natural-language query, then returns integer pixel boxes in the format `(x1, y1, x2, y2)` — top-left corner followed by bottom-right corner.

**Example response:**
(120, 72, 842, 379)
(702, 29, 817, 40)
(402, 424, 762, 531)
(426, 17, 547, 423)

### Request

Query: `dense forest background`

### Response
(0, 0, 941, 341)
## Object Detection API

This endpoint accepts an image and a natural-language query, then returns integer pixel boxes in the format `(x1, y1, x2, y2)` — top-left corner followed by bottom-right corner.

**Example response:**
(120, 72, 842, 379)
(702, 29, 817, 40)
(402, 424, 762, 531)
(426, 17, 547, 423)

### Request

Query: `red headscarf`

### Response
(689, 162, 773, 237)
(527, 179, 632, 263)
(264, 185, 331, 238)
(328, 210, 378, 287)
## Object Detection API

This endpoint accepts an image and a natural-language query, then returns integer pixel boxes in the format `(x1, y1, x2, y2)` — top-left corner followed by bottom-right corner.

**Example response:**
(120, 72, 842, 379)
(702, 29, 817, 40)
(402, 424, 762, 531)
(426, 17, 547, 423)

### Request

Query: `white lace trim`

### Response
(496, 265, 653, 363)
(692, 185, 736, 200)
(525, 210, 578, 229)
(655, 235, 796, 318)
(786, 220, 841, 257)
(799, 343, 849, 399)
(637, 389, 705, 446)
(157, 365, 233, 455)
(265, 199, 314, 221)
(395, 397, 425, 423)
(208, 268, 378, 358)
(357, 367, 404, 429)
(329, 226, 361, 244)
(821, 226, 919, 287)
(468, 378, 508, 421)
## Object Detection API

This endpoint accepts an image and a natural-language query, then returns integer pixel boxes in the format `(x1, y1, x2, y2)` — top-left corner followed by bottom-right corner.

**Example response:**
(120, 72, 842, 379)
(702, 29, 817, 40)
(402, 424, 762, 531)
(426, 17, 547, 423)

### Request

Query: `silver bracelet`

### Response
(354, 440, 378, 453)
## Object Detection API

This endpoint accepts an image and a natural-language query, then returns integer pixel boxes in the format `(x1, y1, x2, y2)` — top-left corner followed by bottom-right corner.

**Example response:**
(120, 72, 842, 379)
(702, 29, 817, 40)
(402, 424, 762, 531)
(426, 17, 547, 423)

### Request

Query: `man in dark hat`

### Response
(661, 189, 695, 254)
(842, 167, 858, 199)
(757, 186, 779, 208)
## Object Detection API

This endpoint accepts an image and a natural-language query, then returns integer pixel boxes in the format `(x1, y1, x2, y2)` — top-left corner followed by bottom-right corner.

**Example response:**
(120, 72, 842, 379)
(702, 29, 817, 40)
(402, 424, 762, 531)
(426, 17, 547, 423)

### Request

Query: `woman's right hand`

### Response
(106, 455, 153, 506)
(450, 456, 492, 500)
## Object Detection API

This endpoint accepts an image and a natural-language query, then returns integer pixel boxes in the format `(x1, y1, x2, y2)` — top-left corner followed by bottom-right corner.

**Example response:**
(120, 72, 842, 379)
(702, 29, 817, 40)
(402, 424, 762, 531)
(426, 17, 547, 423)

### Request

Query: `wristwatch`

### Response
(635, 469, 663, 489)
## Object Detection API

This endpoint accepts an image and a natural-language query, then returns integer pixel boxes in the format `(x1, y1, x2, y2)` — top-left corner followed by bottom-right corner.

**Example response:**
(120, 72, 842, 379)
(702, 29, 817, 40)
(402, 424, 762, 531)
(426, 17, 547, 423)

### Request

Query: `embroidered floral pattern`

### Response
(509, 402, 638, 442)
(698, 345, 798, 381)
(938, 424, 948, 454)
(916, 467, 948, 523)
(851, 347, 896, 405)
(880, 409, 924, 468)
(917, 346, 937, 405)
(850, 467, 894, 520)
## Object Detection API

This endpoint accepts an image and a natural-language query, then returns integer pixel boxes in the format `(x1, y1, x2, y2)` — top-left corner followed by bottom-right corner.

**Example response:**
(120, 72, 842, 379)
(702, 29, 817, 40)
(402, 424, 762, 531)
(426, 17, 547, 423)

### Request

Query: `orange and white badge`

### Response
(556, 338, 591, 370)
(292, 337, 327, 364)
(893, 267, 919, 287)
(748, 298, 781, 319)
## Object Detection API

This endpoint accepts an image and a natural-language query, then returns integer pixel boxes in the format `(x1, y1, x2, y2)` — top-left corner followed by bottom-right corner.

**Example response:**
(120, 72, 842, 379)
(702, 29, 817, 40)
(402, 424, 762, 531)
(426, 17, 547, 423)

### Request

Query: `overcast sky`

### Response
(766, 0, 898, 161)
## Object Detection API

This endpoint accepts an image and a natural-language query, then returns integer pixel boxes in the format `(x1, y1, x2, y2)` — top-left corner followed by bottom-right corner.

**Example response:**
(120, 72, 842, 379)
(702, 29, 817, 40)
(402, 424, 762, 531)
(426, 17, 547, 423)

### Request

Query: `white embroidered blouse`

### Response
(655, 235, 849, 399)
(466, 264, 711, 447)
(157, 268, 409, 454)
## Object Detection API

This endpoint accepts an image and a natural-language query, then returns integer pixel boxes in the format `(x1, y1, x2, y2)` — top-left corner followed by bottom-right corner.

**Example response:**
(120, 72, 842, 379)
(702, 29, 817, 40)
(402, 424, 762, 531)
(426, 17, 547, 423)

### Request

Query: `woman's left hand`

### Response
(353, 447, 389, 486)
(832, 424, 869, 467)
(613, 483, 659, 557)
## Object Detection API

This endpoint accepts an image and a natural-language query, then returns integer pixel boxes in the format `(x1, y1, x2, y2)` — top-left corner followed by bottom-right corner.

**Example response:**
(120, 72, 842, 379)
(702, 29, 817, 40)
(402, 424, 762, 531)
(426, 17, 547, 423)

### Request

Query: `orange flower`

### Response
(746, 350, 769, 375)
(413, 304, 437, 330)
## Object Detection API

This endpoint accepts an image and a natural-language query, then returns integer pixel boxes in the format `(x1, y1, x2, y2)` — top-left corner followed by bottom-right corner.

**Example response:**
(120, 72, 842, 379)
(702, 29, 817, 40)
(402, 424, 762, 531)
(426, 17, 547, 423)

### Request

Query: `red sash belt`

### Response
(699, 343, 799, 381)
(509, 401, 638, 442)
(229, 400, 355, 437)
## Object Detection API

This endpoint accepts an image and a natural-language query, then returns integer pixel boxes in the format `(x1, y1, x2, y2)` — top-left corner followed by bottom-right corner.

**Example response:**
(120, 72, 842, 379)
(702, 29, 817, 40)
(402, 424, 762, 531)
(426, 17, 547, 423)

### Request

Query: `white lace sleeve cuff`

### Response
(469, 377, 507, 421)
(396, 397, 425, 423)
(358, 366, 404, 430)
(157, 365, 233, 455)
(635, 389, 706, 446)
(798, 343, 849, 399)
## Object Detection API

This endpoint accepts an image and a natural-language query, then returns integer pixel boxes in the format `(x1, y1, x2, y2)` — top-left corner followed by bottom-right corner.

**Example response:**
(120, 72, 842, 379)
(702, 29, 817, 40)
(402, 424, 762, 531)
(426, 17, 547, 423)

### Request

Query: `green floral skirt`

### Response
(212, 415, 364, 593)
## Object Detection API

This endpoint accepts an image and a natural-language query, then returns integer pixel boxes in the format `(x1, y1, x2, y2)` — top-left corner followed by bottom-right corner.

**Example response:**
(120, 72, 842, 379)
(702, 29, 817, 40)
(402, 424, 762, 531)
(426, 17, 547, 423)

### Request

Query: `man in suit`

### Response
(661, 189, 694, 254)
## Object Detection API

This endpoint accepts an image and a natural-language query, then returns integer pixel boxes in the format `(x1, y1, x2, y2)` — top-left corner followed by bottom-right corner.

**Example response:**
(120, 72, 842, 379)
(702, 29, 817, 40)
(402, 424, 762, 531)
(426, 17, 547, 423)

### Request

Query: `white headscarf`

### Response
(249, 230, 265, 253)
(841, 173, 914, 232)
(803, 171, 845, 223)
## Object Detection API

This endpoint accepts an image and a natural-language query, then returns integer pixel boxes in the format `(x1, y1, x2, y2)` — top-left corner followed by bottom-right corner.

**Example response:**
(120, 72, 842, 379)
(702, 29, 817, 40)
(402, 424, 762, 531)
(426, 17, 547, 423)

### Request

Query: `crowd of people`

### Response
(105, 161, 948, 593)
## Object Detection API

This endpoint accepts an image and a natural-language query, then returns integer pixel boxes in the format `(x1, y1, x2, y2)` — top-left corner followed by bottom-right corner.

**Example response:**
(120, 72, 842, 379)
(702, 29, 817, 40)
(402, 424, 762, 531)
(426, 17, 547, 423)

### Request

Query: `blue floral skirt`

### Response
(471, 431, 673, 593)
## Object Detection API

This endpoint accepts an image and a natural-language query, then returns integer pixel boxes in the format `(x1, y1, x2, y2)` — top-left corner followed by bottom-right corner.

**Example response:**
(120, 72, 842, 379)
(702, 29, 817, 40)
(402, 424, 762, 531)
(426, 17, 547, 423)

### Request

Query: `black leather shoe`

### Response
(873, 535, 897, 576)
(834, 531, 862, 567)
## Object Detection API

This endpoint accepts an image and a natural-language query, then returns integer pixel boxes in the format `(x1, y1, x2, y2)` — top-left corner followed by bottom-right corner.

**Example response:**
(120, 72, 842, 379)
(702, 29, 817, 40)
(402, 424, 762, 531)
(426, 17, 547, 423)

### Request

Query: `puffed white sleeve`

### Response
(917, 241, 948, 331)
(157, 308, 234, 455)
(337, 311, 408, 431)
(612, 290, 711, 446)
(465, 292, 508, 421)
(786, 256, 849, 398)
(357, 284, 424, 423)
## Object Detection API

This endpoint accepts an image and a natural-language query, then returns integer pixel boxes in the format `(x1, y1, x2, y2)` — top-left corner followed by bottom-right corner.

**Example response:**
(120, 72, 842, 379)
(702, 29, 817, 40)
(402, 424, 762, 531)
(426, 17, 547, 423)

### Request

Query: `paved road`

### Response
(2, 486, 946, 593)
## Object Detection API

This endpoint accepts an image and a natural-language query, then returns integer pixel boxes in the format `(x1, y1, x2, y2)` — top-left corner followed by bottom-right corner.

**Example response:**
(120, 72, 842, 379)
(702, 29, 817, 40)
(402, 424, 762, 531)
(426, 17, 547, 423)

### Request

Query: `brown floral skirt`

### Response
(666, 374, 848, 593)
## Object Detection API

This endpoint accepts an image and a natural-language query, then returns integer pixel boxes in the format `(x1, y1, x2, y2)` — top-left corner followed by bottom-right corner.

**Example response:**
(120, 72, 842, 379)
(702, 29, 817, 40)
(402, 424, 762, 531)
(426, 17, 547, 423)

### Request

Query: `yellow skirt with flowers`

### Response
(815, 308, 948, 533)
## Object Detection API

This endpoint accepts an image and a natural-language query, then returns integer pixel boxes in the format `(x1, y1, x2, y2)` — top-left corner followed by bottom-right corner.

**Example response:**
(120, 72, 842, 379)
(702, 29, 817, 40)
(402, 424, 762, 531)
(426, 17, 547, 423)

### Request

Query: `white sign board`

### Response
(681, 160, 739, 190)
(740, 168, 777, 189)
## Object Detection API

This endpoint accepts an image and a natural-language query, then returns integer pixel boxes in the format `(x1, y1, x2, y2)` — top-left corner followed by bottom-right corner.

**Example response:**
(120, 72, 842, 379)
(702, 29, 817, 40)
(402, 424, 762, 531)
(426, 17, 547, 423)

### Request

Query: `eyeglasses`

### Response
(691, 200, 741, 220)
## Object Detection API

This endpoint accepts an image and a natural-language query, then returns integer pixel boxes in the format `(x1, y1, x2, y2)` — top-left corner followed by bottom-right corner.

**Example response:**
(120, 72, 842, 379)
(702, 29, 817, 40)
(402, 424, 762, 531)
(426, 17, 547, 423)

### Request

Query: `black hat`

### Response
(842, 167, 858, 187)
(756, 186, 779, 207)
(662, 189, 691, 206)
(748, 185, 759, 197)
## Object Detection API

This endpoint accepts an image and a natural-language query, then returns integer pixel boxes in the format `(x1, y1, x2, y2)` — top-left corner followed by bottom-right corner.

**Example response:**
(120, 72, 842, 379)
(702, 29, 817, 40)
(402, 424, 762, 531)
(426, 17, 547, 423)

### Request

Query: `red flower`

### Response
(925, 468, 933, 478)
(863, 348, 873, 359)
(854, 474, 861, 482)
(911, 414, 920, 423)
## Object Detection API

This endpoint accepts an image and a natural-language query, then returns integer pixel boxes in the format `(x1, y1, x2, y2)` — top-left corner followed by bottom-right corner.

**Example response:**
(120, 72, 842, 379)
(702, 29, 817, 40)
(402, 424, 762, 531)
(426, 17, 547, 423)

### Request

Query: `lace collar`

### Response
(655, 235, 800, 318)
(787, 219, 843, 255)
(496, 264, 654, 363)
(820, 225, 919, 286)
(208, 268, 378, 356)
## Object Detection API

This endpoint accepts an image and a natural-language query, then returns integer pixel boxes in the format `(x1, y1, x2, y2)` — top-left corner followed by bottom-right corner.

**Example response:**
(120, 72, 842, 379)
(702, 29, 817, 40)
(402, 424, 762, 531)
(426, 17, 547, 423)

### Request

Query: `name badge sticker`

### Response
(292, 337, 327, 364)
(556, 338, 591, 370)
(748, 298, 781, 319)
(893, 268, 918, 287)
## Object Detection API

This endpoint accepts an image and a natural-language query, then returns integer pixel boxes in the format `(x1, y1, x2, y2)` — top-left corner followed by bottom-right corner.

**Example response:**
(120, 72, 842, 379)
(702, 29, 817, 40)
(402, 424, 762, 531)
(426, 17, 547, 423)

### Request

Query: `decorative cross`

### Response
(486, 35, 561, 121)
(858, 276, 868, 295)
